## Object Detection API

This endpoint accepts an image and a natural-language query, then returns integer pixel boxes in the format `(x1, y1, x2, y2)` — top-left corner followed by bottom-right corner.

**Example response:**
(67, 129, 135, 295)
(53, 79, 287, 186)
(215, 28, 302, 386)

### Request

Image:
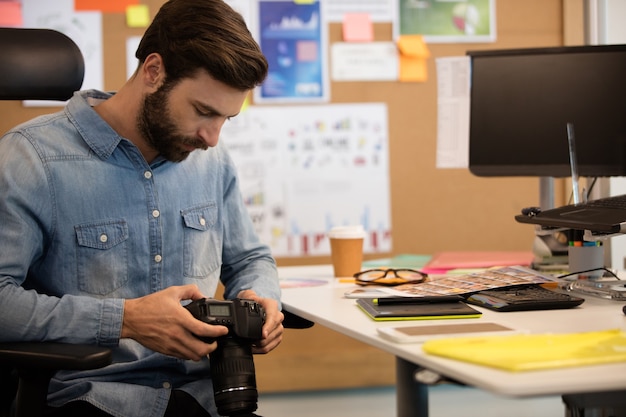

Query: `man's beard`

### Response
(137, 83, 208, 162)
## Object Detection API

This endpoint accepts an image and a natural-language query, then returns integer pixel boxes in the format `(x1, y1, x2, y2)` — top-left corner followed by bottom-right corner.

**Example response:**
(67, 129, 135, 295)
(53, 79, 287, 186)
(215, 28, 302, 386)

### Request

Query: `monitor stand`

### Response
(539, 176, 555, 210)
(531, 177, 569, 270)
(532, 177, 609, 277)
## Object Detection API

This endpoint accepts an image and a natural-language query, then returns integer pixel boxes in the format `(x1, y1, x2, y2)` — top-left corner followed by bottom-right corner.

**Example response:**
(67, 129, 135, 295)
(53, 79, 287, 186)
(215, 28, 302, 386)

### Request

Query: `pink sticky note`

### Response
(0, 2, 22, 27)
(342, 13, 373, 42)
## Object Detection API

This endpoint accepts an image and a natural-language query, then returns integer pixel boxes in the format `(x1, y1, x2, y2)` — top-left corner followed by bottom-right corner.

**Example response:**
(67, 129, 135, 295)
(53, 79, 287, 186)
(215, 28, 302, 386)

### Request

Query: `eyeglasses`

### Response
(353, 268, 428, 286)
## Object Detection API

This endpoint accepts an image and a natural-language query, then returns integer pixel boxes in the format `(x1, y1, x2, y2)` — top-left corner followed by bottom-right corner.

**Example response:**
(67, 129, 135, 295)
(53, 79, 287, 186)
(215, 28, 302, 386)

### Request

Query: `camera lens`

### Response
(210, 337, 258, 416)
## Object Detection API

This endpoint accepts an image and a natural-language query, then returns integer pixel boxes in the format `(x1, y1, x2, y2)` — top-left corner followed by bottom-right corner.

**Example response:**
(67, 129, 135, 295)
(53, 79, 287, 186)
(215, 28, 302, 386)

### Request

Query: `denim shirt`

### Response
(0, 90, 280, 417)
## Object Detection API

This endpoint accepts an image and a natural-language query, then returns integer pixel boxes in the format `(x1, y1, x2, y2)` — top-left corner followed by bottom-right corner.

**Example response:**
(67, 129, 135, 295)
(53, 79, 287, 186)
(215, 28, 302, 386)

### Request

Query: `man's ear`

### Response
(142, 53, 166, 90)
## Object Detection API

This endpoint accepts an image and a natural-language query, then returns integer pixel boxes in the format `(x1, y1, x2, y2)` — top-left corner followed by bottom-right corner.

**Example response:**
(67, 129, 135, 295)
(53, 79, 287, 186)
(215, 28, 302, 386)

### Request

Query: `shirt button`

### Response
(152, 209, 160, 218)
(154, 254, 162, 263)
(162, 381, 171, 389)
(200, 217, 206, 226)
(144, 171, 152, 179)
(99, 234, 108, 243)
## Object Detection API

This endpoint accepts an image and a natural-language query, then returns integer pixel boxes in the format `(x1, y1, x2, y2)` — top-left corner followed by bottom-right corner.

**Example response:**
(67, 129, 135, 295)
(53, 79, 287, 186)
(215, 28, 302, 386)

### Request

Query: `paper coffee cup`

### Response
(328, 225, 365, 278)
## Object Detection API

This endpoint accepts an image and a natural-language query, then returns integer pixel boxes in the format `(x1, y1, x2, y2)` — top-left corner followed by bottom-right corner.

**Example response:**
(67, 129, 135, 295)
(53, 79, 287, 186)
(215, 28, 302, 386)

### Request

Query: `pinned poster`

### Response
(397, 35, 430, 82)
(395, 0, 496, 43)
(254, 0, 329, 103)
(220, 102, 392, 257)
(342, 13, 373, 42)
(21, 0, 104, 105)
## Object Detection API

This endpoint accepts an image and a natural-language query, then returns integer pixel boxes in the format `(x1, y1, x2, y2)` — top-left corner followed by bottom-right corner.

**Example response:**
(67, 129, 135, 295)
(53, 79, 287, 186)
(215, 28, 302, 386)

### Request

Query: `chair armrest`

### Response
(0, 343, 112, 417)
(282, 309, 314, 329)
(0, 342, 112, 371)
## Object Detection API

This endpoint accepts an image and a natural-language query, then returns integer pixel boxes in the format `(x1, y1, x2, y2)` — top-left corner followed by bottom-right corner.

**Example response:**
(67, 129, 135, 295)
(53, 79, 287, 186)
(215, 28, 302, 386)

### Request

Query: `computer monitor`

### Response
(467, 44, 626, 178)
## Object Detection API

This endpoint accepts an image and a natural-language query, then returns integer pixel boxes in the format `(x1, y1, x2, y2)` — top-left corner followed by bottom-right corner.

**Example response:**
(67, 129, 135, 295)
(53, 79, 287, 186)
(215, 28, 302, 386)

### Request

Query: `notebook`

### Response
(515, 194, 626, 234)
(422, 328, 626, 372)
(356, 298, 482, 321)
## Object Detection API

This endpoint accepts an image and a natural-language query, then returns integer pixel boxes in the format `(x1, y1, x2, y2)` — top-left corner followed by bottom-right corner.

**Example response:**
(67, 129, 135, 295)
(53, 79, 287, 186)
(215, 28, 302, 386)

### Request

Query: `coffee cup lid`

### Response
(328, 225, 365, 239)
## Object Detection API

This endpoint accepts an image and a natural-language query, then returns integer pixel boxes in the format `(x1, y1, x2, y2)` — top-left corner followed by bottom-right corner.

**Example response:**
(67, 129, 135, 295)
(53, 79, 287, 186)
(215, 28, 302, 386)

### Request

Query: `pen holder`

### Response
(568, 244, 604, 279)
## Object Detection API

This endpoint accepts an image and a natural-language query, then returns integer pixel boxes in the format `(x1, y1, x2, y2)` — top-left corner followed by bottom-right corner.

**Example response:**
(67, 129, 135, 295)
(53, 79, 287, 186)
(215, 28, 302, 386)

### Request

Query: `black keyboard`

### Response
(585, 194, 626, 210)
(465, 285, 585, 312)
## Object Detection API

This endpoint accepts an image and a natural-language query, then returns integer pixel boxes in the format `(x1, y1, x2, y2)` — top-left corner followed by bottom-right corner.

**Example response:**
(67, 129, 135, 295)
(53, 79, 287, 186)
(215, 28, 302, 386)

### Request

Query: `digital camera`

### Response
(185, 298, 265, 416)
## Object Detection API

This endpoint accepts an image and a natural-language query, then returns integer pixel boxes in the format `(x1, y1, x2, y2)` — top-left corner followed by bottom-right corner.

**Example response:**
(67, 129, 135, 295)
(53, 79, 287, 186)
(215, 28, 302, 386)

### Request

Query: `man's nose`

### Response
(198, 119, 226, 148)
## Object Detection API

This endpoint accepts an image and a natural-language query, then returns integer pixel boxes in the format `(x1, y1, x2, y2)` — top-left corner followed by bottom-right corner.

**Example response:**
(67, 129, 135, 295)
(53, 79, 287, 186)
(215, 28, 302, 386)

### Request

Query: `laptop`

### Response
(515, 194, 626, 234)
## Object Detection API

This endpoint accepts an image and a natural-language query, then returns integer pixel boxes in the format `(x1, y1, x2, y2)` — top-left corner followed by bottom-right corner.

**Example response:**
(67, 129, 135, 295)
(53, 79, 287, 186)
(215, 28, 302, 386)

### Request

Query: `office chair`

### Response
(0, 27, 113, 417)
(0, 27, 85, 100)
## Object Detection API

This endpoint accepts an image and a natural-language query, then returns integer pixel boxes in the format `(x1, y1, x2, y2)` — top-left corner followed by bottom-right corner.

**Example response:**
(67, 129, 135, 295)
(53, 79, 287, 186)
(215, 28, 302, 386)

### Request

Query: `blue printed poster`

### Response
(255, 0, 328, 103)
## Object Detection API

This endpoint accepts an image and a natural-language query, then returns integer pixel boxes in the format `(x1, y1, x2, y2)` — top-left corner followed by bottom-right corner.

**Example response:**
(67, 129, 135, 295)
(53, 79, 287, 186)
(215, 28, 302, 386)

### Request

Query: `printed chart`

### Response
(221, 103, 391, 257)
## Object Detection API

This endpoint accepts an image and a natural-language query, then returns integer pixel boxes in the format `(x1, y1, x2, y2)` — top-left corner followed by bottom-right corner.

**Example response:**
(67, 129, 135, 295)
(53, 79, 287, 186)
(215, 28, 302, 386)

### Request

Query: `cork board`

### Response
(0, 1, 568, 266)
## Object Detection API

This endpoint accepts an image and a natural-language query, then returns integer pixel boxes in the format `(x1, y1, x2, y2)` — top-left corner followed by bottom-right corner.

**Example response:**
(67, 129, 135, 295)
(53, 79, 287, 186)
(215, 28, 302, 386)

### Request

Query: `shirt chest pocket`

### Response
(75, 220, 129, 295)
(181, 203, 221, 278)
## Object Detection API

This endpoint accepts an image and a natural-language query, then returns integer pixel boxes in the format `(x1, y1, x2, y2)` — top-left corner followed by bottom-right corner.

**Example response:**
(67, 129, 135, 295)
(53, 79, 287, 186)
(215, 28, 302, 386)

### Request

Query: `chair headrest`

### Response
(0, 27, 85, 101)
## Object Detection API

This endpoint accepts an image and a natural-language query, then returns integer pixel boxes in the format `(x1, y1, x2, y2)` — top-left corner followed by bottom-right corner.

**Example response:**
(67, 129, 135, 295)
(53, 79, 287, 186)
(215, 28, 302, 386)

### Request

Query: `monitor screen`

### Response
(467, 44, 626, 178)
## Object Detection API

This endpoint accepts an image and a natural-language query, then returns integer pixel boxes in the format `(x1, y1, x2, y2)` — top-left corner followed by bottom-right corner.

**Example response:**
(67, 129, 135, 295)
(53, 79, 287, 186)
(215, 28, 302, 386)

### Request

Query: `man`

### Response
(0, 0, 283, 416)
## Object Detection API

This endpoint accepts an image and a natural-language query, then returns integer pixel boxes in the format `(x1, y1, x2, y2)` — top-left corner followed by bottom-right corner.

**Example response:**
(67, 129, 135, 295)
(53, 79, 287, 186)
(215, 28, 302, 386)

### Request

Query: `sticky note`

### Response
(397, 35, 431, 82)
(75, 0, 138, 13)
(126, 4, 150, 28)
(241, 95, 250, 113)
(0, 2, 22, 27)
(342, 13, 373, 42)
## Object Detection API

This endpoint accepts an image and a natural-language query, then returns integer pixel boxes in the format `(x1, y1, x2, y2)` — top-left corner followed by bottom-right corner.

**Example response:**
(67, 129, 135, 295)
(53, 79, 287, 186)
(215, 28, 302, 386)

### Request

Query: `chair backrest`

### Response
(0, 27, 84, 101)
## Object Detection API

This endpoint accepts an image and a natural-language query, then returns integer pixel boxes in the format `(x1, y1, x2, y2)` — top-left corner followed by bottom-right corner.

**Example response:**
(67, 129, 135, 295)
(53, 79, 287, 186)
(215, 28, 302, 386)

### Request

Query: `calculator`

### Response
(464, 285, 585, 312)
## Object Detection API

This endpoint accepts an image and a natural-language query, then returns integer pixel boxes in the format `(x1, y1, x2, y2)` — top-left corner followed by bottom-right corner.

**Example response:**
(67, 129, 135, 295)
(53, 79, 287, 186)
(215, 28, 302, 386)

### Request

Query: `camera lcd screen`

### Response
(209, 304, 231, 317)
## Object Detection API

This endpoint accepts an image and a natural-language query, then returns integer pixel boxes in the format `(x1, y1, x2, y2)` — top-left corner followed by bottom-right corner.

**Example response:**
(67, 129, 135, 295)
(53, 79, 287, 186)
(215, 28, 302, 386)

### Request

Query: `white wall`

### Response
(604, 0, 626, 41)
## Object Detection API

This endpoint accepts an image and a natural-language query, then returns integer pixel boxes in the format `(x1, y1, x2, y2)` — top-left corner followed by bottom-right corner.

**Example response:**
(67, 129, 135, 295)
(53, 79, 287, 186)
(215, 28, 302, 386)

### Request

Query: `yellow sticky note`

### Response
(240, 95, 250, 113)
(294, 0, 315, 3)
(397, 35, 431, 82)
(126, 4, 150, 28)
(342, 13, 373, 42)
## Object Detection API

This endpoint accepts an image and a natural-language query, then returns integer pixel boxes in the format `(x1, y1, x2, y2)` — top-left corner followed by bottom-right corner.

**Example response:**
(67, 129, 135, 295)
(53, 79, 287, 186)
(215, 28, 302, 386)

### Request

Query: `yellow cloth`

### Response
(422, 329, 626, 372)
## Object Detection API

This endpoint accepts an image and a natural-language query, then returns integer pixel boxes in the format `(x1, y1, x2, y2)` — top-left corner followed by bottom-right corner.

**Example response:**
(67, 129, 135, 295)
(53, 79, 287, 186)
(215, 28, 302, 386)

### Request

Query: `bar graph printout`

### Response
(220, 103, 391, 257)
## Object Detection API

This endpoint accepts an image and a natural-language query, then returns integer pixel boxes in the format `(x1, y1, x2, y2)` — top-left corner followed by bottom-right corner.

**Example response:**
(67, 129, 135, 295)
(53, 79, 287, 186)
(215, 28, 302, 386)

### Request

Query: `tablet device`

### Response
(356, 298, 482, 321)
(377, 322, 518, 343)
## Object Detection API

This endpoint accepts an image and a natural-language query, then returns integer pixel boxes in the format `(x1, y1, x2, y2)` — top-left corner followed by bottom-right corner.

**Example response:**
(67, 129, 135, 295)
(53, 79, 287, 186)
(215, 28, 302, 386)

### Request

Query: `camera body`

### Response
(185, 298, 266, 416)
(185, 298, 265, 342)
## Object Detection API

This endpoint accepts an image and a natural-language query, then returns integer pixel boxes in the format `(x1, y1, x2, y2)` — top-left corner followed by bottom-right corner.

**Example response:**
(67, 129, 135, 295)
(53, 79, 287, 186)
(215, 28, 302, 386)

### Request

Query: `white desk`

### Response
(278, 265, 626, 417)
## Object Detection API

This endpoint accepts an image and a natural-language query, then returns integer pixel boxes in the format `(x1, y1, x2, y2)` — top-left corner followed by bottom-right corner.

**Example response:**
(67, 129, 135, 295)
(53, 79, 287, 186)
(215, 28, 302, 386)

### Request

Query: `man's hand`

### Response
(122, 285, 229, 361)
(237, 289, 284, 354)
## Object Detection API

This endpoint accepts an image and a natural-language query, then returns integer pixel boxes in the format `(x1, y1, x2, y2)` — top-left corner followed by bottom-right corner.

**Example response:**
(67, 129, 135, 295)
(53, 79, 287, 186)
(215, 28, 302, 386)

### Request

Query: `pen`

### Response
(374, 295, 464, 305)
(567, 229, 584, 246)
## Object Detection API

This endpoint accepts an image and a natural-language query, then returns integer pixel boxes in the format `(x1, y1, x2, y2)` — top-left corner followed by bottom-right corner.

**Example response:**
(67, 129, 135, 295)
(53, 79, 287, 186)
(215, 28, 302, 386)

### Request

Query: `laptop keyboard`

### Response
(585, 194, 626, 210)
(465, 285, 585, 312)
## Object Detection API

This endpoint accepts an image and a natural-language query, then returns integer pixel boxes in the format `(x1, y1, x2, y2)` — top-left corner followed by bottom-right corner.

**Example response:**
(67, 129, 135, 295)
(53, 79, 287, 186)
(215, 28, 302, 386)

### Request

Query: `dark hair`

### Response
(135, 0, 268, 91)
